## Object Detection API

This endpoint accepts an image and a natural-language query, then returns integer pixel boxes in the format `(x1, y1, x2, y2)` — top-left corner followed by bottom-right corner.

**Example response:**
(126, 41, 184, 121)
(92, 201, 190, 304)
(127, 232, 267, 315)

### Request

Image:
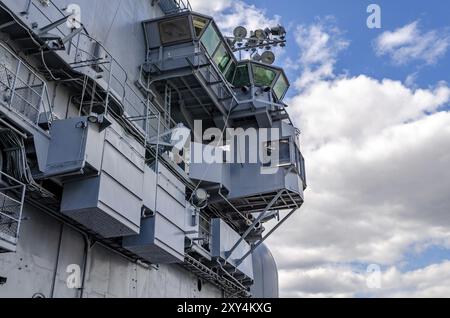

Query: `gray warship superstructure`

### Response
(0, 0, 305, 298)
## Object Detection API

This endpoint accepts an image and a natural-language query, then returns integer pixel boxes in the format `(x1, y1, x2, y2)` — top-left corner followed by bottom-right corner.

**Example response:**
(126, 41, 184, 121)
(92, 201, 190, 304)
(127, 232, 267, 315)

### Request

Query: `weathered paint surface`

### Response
(0, 205, 222, 298)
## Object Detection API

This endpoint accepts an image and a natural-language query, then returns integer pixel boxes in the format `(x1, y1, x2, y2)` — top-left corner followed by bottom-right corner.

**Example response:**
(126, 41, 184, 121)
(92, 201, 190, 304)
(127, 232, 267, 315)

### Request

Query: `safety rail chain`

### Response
(0, 171, 26, 251)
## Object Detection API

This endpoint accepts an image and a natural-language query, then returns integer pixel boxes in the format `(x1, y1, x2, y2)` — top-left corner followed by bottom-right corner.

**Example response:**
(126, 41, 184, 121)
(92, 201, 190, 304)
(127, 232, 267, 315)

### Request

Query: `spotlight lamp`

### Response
(226, 24, 287, 64)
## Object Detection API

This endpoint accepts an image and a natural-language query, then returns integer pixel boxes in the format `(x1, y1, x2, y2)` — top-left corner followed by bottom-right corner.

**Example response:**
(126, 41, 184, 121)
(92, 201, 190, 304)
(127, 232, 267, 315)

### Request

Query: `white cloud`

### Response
(192, 2, 450, 298)
(291, 17, 349, 88)
(189, 0, 280, 35)
(268, 18, 450, 298)
(280, 261, 450, 298)
(375, 21, 450, 65)
(269, 71, 450, 298)
(188, 0, 232, 14)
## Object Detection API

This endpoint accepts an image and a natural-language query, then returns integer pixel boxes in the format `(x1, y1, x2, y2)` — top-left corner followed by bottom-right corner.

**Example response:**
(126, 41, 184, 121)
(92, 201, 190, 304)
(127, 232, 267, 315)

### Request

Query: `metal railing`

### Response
(70, 32, 128, 109)
(0, 171, 26, 250)
(0, 43, 52, 127)
(155, 0, 192, 14)
(122, 81, 161, 142)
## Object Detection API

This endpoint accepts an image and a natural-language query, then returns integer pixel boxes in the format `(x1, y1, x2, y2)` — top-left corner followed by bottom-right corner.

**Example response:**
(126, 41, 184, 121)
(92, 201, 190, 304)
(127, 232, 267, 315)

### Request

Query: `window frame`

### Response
(224, 60, 237, 84)
(272, 72, 289, 101)
(191, 14, 210, 39)
(262, 137, 293, 168)
(232, 63, 251, 87)
(251, 64, 279, 87)
(200, 22, 222, 57)
(212, 42, 232, 73)
(158, 16, 194, 46)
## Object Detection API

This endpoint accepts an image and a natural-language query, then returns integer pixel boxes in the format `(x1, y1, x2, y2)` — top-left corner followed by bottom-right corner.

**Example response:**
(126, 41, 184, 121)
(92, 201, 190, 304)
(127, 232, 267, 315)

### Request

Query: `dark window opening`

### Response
(192, 16, 209, 38)
(233, 65, 250, 87)
(225, 62, 236, 83)
(159, 17, 192, 45)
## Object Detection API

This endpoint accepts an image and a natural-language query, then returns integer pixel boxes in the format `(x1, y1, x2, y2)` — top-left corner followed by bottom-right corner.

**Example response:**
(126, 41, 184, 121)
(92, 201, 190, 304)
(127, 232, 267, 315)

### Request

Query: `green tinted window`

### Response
(253, 65, 277, 86)
(192, 16, 209, 38)
(159, 17, 192, 45)
(213, 44, 231, 73)
(225, 62, 236, 83)
(233, 65, 250, 87)
(201, 24, 220, 56)
(273, 74, 289, 100)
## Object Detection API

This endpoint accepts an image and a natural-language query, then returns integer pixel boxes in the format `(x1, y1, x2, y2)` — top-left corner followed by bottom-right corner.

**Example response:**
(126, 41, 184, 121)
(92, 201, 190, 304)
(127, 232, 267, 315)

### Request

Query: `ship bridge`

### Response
(142, 12, 291, 130)
(142, 10, 306, 268)
(0, 0, 306, 297)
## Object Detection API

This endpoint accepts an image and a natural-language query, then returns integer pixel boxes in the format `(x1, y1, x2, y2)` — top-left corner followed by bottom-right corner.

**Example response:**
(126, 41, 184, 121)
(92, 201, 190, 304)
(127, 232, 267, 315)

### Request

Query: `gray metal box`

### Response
(189, 142, 232, 191)
(60, 119, 146, 238)
(122, 212, 185, 264)
(122, 165, 187, 264)
(210, 219, 254, 280)
(43, 117, 105, 178)
(61, 175, 141, 238)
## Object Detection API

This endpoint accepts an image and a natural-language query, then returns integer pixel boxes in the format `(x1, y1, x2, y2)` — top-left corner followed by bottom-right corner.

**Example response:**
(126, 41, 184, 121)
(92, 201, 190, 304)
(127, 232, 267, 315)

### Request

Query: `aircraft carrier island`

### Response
(0, 0, 306, 298)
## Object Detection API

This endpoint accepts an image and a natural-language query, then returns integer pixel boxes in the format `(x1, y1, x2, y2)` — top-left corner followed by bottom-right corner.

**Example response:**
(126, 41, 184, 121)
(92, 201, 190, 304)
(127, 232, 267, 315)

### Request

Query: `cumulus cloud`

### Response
(280, 261, 450, 298)
(290, 17, 349, 89)
(192, 1, 450, 298)
(189, 0, 280, 35)
(268, 19, 450, 298)
(374, 21, 450, 65)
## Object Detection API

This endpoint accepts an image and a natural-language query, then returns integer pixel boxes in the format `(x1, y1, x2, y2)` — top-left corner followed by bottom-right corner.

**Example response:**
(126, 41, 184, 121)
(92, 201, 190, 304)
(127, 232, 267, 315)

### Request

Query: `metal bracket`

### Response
(236, 207, 299, 266)
(20, 0, 32, 15)
(224, 190, 284, 261)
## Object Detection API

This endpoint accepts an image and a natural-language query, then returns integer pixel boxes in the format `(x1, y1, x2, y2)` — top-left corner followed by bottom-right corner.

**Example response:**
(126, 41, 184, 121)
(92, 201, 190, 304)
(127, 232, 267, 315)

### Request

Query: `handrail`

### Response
(0, 171, 26, 243)
(0, 43, 52, 127)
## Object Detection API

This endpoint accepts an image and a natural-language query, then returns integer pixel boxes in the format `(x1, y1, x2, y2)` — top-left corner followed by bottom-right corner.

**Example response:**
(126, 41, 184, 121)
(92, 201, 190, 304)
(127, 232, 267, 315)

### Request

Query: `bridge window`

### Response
(273, 73, 289, 100)
(252, 65, 277, 87)
(213, 43, 231, 73)
(278, 139, 291, 166)
(233, 64, 250, 87)
(225, 62, 236, 83)
(201, 24, 221, 56)
(193, 16, 209, 38)
(159, 17, 192, 45)
(263, 138, 291, 167)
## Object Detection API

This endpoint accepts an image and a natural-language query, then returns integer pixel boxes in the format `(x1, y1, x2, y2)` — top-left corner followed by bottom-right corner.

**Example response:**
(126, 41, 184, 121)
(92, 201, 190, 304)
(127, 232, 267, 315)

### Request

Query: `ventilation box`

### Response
(122, 165, 187, 264)
(210, 218, 254, 280)
(60, 120, 145, 238)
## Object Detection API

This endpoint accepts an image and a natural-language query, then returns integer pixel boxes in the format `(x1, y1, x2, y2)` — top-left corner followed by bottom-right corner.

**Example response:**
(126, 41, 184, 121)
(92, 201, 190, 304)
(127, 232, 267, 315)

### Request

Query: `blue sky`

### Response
(246, 0, 450, 89)
(190, 0, 450, 297)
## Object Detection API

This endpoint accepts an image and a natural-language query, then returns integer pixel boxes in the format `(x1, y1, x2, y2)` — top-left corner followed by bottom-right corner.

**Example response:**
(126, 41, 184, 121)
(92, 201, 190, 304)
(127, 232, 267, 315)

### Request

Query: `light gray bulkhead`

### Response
(0, 0, 224, 298)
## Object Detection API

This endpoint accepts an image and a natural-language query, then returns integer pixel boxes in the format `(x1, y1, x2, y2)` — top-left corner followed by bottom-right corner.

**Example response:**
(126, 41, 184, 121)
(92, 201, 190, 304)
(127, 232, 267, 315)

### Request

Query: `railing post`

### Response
(15, 182, 26, 240)
(9, 61, 21, 110)
(36, 83, 45, 125)
(104, 59, 113, 115)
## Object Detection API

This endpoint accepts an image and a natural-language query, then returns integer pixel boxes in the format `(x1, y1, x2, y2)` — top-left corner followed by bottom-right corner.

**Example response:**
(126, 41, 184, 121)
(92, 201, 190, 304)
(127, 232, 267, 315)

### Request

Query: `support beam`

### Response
(236, 207, 299, 266)
(224, 190, 284, 261)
